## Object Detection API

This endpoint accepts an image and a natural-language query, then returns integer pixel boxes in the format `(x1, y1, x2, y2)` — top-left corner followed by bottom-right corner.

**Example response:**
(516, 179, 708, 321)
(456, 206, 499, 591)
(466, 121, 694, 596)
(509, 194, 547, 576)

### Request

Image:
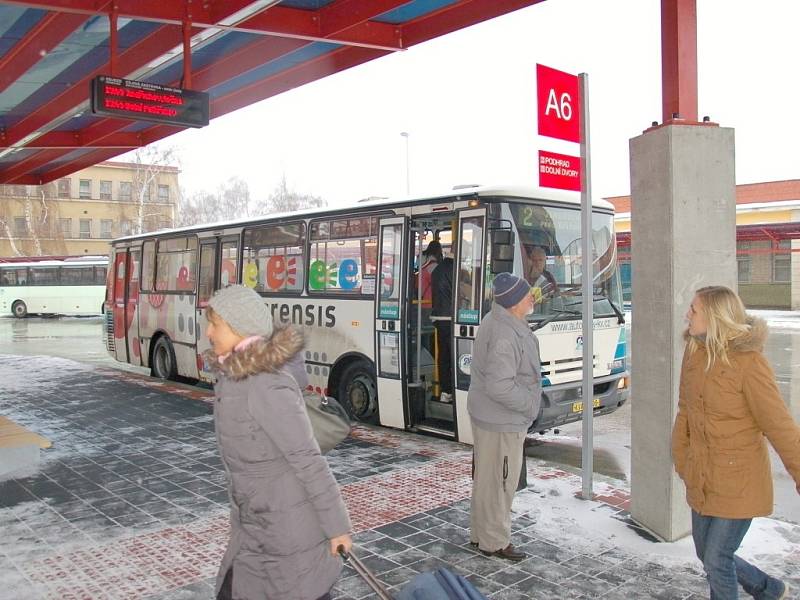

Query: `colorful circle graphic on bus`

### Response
(266, 256, 297, 290)
(220, 260, 236, 287)
(243, 262, 259, 288)
(308, 259, 360, 291)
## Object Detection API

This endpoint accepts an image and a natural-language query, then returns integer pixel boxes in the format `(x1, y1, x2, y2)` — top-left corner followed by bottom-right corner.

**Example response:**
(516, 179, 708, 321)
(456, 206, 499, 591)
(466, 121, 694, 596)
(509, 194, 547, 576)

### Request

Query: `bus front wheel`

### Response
(151, 336, 178, 380)
(338, 361, 378, 424)
(12, 301, 27, 318)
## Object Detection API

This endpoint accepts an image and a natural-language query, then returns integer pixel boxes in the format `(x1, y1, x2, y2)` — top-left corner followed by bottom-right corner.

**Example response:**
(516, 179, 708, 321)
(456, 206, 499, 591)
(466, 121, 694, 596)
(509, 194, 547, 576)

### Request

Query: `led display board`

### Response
(90, 76, 209, 128)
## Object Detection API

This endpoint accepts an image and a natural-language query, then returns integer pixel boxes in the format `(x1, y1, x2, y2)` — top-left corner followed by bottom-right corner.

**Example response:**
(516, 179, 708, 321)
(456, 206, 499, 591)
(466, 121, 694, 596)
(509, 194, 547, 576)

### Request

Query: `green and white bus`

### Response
(0, 256, 108, 318)
(105, 186, 628, 443)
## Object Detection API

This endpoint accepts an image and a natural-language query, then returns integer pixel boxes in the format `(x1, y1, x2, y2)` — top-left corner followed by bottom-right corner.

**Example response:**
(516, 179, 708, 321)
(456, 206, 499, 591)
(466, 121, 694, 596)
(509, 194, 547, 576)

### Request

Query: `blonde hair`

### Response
(687, 285, 751, 369)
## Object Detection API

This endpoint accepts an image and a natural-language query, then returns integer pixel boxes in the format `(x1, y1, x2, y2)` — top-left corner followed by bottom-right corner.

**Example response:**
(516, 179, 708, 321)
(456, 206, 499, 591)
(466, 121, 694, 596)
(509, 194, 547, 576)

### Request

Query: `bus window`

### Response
(141, 240, 155, 291)
(378, 223, 403, 317)
(220, 240, 239, 287)
(95, 266, 108, 286)
(456, 216, 484, 324)
(155, 236, 197, 292)
(198, 243, 216, 306)
(30, 267, 59, 286)
(242, 223, 305, 294)
(309, 216, 377, 294)
(61, 266, 95, 285)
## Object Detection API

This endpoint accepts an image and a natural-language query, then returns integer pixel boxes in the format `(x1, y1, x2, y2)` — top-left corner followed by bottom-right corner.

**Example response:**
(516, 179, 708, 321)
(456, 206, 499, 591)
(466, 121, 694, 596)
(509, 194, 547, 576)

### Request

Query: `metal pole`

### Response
(579, 72, 594, 500)
(400, 132, 410, 195)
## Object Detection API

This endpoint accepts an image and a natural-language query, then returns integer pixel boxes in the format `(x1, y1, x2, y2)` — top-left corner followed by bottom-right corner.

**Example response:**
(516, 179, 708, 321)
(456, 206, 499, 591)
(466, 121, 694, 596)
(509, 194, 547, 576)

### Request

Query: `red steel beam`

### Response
(319, 0, 410, 37)
(661, 0, 698, 123)
(0, 11, 87, 94)
(2, 131, 145, 149)
(0, 149, 71, 183)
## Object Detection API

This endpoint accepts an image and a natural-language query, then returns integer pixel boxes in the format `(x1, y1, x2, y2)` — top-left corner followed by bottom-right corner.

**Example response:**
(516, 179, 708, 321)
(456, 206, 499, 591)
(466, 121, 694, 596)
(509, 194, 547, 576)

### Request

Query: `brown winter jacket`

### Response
(672, 317, 800, 519)
(206, 326, 352, 600)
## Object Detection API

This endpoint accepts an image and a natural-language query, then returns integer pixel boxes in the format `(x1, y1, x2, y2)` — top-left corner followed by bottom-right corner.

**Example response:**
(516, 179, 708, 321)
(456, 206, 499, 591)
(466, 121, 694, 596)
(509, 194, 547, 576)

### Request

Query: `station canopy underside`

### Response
(0, 0, 543, 185)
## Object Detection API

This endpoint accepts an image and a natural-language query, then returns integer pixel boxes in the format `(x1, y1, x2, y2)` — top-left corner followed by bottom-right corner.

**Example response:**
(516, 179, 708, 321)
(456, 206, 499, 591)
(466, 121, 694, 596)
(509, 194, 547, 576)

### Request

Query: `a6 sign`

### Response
(536, 63, 580, 143)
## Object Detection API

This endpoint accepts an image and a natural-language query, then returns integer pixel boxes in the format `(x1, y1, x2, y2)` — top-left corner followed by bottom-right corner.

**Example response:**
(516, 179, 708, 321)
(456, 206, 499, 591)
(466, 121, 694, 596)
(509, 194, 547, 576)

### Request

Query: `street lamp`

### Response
(400, 131, 410, 195)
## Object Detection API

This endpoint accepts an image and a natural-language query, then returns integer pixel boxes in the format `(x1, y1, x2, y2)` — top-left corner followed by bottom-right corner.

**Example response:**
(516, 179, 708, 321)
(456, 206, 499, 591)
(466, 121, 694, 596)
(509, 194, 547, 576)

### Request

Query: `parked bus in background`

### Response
(104, 186, 628, 444)
(0, 256, 108, 318)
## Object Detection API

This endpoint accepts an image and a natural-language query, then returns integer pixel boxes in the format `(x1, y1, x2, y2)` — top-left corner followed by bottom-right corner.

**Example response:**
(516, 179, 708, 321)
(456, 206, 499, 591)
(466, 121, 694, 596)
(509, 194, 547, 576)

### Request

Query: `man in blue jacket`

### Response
(468, 273, 541, 561)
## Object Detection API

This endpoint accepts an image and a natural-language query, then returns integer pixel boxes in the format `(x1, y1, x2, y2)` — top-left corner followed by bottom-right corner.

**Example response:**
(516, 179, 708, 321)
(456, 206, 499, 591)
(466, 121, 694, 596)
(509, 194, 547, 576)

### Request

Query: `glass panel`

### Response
(243, 224, 305, 294)
(79, 219, 91, 239)
(79, 179, 91, 199)
(377, 223, 403, 319)
(309, 238, 376, 294)
(100, 180, 112, 199)
(456, 217, 484, 324)
(95, 266, 108, 285)
(120, 181, 132, 201)
(114, 255, 126, 302)
(61, 267, 95, 285)
(141, 241, 155, 291)
(158, 185, 170, 202)
(220, 240, 239, 288)
(30, 267, 59, 285)
(100, 220, 113, 239)
(198, 244, 216, 306)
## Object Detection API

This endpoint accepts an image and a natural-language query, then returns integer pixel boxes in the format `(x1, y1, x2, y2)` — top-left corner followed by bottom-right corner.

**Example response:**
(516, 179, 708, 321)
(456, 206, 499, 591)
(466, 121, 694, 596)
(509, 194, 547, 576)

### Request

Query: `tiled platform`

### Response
(1, 354, 798, 600)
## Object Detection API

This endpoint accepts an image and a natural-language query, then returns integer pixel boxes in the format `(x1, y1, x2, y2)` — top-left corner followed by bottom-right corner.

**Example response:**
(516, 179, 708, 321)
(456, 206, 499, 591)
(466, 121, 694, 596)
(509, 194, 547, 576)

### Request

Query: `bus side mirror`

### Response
(490, 230, 514, 274)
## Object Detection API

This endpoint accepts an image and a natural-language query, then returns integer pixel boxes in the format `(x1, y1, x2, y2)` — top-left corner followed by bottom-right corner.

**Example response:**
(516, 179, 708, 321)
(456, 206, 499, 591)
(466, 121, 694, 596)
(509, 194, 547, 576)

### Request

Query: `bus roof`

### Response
(0, 258, 108, 268)
(111, 184, 615, 244)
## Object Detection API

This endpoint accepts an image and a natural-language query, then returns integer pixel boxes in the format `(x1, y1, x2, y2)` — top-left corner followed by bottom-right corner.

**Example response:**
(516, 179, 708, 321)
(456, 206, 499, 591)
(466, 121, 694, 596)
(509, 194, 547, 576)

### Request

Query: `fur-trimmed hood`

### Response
(205, 325, 305, 381)
(683, 316, 768, 353)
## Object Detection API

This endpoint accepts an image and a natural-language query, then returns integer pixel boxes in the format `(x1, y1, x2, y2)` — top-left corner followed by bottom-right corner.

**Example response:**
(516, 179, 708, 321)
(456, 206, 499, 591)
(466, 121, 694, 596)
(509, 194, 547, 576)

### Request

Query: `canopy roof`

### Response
(0, 0, 542, 184)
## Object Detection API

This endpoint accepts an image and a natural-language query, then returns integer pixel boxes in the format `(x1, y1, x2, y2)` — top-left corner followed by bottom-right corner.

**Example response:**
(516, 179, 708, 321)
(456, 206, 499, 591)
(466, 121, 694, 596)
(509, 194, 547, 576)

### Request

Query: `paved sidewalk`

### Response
(0, 354, 798, 600)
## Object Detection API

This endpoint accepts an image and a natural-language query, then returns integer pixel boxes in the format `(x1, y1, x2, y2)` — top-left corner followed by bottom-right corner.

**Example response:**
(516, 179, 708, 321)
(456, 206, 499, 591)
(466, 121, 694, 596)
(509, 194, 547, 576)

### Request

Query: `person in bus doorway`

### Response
(523, 244, 558, 298)
(468, 273, 541, 561)
(672, 285, 800, 600)
(431, 253, 454, 403)
(418, 240, 442, 308)
(204, 285, 353, 600)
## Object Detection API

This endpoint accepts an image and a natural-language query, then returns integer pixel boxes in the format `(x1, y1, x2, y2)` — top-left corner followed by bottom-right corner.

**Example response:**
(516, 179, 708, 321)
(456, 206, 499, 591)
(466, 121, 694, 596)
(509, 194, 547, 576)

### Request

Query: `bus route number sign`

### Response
(90, 76, 210, 128)
(536, 64, 579, 143)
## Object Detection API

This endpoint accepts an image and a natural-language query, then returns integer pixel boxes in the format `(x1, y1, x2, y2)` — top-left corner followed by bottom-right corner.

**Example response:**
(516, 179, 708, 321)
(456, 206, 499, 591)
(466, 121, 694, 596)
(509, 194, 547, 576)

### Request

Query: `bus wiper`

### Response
(530, 308, 581, 332)
(593, 294, 625, 324)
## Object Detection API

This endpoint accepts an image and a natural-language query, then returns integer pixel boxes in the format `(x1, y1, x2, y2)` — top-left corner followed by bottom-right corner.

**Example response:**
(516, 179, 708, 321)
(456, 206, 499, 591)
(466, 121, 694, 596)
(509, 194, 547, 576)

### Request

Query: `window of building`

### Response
(119, 181, 132, 201)
(120, 219, 131, 235)
(59, 218, 72, 238)
(154, 236, 197, 292)
(141, 183, 151, 202)
(57, 178, 71, 198)
(100, 220, 113, 239)
(308, 216, 378, 294)
(158, 184, 170, 202)
(14, 217, 27, 236)
(99, 180, 112, 200)
(737, 241, 751, 284)
(243, 223, 306, 294)
(773, 240, 791, 283)
(79, 179, 91, 199)
(79, 219, 92, 239)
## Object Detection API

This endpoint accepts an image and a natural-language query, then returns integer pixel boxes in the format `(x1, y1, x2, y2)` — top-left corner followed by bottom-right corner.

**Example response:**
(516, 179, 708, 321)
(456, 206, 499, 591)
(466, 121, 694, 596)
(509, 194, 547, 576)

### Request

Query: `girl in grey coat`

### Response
(205, 285, 352, 600)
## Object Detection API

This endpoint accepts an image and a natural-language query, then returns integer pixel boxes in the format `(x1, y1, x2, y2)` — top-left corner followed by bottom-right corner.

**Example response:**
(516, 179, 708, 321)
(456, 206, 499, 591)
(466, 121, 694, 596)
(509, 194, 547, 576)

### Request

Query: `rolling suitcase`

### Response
(340, 548, 489, 600)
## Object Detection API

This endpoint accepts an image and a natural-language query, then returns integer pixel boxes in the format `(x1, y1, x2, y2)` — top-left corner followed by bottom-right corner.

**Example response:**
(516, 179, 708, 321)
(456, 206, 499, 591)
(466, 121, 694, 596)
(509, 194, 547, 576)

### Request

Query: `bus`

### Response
(0, 256, 108, 318)
(104, 186, 628, 444)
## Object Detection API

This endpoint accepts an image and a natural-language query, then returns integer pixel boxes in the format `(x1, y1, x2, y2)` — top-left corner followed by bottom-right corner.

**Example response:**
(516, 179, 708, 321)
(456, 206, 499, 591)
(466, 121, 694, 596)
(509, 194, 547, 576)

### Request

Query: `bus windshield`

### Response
(495, 201, 623, 323)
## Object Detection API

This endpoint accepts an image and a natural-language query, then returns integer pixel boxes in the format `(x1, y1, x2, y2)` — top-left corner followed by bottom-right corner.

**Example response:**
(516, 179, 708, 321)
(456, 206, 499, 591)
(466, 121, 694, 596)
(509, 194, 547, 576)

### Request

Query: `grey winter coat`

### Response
(467, 303, 541, 432)
(207, 326, 352, 600)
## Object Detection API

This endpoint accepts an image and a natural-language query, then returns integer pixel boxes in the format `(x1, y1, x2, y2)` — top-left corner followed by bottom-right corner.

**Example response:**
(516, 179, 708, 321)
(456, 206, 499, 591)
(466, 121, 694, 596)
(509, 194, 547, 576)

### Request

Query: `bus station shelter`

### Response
(0, 0, 737, 543)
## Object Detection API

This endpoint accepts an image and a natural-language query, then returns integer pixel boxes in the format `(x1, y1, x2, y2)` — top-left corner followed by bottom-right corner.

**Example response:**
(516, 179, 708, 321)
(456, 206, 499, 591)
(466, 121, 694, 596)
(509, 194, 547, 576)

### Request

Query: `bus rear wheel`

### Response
(151, 336, 177, 380)
(338, 361, 378, 424)
(12, 301, 27, 318)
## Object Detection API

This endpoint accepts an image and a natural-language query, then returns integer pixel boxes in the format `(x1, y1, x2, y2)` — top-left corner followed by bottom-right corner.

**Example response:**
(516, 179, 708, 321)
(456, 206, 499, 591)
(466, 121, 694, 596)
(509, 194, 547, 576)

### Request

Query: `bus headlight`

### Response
(618, 377, 629, 390)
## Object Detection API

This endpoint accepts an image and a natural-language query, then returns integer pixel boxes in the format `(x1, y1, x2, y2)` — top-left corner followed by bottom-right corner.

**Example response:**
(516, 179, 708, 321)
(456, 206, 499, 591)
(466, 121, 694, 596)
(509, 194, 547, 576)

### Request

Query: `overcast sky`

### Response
(138, 0, 800, 209)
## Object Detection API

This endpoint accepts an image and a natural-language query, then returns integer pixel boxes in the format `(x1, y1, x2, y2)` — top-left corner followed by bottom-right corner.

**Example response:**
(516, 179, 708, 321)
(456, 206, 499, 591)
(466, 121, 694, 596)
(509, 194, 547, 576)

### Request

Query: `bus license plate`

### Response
(572, 398, 601, 413)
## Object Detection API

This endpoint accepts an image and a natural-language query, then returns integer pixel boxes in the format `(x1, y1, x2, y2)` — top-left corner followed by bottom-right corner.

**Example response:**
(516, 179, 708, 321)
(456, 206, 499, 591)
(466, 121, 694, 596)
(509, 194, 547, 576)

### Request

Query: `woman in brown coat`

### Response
(672, 286, 800, 599)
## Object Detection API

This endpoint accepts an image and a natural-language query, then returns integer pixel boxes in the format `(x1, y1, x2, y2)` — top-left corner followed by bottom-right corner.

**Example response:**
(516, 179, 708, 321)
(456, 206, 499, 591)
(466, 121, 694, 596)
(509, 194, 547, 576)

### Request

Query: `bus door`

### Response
(112, 249, 138, 364)
(452, 208, 487, 444)
(196, 235, 239, 376)
(375, 216, 409, 429)
(126, 248, 142, 366)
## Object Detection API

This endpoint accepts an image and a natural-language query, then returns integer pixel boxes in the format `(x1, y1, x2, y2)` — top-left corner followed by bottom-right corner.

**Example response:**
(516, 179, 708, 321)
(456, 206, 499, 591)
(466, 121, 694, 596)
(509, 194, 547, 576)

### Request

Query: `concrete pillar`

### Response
(629, 124, 736, 541)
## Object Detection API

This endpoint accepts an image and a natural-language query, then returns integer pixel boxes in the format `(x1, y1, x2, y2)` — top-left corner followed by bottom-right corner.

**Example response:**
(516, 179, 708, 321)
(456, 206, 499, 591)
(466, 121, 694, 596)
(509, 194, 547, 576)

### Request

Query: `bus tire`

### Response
(338, 361, 378, 424)
(151, 336, 178, 380)
(12, 300, 27, 318)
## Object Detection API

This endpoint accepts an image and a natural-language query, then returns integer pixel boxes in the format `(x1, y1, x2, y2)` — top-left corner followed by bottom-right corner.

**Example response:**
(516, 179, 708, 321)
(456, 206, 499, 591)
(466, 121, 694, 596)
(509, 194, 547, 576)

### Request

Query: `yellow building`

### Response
(0, 161, 178, 258)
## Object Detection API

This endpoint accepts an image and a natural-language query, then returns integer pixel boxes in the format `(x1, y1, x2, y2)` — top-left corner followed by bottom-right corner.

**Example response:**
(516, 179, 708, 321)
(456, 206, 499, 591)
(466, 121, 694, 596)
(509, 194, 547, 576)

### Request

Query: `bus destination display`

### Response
(90, 76, 209, 128)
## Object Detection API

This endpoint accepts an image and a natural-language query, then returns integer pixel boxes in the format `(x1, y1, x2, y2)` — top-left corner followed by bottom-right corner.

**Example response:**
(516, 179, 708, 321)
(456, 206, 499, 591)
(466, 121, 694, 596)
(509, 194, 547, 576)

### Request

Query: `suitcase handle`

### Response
(338, 546, 395, 600)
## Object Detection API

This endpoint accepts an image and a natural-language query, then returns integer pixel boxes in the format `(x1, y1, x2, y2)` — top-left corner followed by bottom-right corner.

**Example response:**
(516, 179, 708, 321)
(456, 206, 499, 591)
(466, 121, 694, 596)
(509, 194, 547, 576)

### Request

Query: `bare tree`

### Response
(255, 173, 326, 214)
(176, 177, 253, 226)
(129, 145, 179, 233)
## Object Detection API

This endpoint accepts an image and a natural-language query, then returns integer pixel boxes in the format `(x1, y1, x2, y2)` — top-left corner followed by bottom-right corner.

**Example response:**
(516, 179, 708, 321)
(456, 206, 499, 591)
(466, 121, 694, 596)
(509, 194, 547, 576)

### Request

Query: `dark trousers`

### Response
(434, 320, 452, 394)
(217, 568, 332, 600)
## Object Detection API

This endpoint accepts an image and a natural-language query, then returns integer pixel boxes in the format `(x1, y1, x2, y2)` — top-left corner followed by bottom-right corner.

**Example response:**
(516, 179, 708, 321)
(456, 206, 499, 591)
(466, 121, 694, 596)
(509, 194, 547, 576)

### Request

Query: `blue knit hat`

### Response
(493, 273, 529, 308)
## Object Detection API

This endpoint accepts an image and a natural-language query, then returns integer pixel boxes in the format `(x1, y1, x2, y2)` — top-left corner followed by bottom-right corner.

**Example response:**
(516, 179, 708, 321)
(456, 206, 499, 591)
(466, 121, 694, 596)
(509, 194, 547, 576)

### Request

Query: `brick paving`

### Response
(1, 354, 798, 600)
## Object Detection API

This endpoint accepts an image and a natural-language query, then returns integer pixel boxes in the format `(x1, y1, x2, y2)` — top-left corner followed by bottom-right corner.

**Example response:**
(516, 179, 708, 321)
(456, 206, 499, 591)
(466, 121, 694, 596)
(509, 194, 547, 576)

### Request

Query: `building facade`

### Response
(610, 179, 800, 310)
(0, 161, 178, 258)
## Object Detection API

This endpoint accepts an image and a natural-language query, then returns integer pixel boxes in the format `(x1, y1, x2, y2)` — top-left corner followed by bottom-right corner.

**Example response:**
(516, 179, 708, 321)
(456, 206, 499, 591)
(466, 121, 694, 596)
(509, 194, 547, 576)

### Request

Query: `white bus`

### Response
(104, 186, 628, 443)
(0, 256, 108, 318)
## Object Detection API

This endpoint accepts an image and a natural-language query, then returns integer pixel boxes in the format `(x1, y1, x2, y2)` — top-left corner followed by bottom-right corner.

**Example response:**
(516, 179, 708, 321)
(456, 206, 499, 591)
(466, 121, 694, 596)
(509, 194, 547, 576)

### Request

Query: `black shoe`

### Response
(480, 544, 526, 561)
(469, 541, 478, 548)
